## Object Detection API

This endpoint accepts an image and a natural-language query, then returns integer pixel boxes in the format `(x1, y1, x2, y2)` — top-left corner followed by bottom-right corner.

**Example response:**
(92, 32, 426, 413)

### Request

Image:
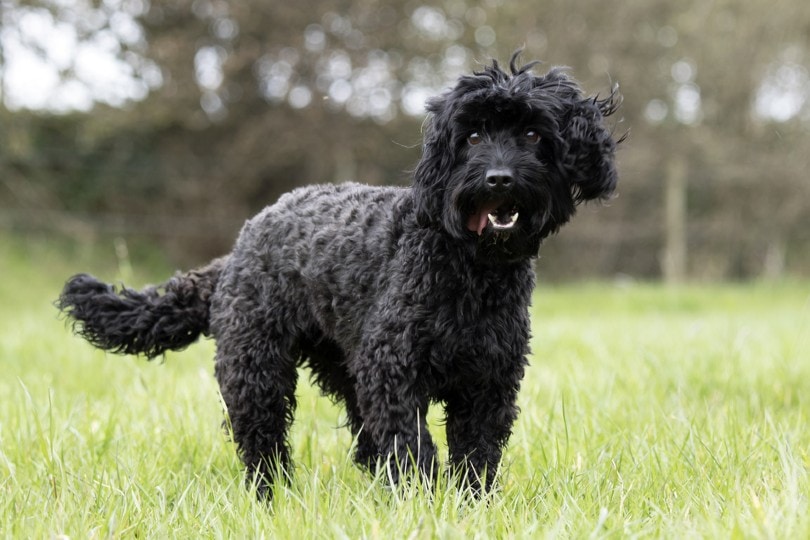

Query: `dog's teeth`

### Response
(487, 212, 519, 230)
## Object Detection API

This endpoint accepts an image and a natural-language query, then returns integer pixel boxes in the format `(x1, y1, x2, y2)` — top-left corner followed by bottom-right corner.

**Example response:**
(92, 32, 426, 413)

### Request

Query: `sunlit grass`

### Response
(2, 233, 809, 537)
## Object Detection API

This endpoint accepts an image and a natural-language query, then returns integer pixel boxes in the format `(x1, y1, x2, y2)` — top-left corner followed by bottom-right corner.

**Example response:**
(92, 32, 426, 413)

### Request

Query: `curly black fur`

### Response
(57, 52, 621, 500)
(57, 258, 226, 358)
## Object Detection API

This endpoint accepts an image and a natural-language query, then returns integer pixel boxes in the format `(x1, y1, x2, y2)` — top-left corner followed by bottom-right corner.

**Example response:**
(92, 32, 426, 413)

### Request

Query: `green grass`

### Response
(2, 233, 809, 538)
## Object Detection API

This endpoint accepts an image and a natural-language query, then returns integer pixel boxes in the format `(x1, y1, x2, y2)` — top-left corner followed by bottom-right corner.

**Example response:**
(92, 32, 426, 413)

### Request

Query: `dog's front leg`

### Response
(352, 345, 438, 487)
(445, 382, 521, 494)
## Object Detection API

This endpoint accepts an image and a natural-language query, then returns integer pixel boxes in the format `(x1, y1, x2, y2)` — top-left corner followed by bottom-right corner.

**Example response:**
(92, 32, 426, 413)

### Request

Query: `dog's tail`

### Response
(56, 257, 228, 359)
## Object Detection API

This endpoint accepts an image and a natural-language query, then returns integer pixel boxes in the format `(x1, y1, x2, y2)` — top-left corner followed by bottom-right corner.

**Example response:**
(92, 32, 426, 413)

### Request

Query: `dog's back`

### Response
(209, 182, 414, 353)
(57, 182, 409, 360)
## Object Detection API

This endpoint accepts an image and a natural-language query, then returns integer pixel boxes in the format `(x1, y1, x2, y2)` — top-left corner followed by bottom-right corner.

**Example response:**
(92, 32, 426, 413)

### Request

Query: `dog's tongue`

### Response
(467, 202, 501, 236)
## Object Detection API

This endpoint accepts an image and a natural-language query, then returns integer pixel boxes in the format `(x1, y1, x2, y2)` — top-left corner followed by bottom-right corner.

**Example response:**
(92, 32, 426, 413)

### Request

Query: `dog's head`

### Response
(413, 52, 622, 264)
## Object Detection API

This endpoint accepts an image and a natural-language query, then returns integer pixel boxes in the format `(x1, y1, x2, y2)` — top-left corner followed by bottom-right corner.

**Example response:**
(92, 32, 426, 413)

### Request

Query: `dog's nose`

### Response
(485, 168, 514, 191)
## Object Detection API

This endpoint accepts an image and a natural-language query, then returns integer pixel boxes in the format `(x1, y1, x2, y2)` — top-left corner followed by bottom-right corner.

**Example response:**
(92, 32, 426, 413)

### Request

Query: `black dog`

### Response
(58, 53, 621, 499)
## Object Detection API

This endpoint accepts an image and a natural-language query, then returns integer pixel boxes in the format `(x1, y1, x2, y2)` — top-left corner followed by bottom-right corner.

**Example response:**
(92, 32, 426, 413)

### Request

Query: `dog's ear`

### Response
(546, 70, 622, 204)
(413, 95, 455, 228)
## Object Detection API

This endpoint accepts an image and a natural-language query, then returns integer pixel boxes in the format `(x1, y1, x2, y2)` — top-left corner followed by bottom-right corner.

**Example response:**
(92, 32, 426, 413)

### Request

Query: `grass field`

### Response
(2, 233, 809, 538)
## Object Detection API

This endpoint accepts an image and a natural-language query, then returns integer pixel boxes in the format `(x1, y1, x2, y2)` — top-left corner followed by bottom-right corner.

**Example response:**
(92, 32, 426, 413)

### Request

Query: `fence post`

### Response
(662, 157, 687, 283)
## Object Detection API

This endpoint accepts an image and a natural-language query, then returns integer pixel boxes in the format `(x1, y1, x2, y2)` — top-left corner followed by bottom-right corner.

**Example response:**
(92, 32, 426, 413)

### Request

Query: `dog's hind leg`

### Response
(344, 394, 382, 470)
(213, 321, 299, 500)
(300, 338, 381, 469)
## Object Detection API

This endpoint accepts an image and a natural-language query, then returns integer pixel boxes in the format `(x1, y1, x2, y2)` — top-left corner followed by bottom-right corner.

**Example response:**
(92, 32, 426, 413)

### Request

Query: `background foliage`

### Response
(2, 0, 809, 279)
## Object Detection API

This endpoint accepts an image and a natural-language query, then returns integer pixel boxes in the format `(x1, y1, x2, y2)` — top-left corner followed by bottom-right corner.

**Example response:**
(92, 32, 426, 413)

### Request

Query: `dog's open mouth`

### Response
(467, 201, 520, 236)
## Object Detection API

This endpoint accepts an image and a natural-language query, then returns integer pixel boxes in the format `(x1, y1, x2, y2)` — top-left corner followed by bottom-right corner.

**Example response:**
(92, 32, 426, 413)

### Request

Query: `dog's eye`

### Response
(525, 130, 541, 144)
(467, 132, 482, 146)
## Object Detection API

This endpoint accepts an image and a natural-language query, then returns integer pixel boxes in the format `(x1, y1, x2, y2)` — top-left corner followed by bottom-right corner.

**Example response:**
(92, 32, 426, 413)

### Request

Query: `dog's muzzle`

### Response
(466, 168, 521, 236)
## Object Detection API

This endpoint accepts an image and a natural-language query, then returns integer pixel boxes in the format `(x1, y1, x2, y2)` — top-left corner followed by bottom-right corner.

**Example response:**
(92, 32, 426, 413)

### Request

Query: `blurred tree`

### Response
(1, 0, 809, 278)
